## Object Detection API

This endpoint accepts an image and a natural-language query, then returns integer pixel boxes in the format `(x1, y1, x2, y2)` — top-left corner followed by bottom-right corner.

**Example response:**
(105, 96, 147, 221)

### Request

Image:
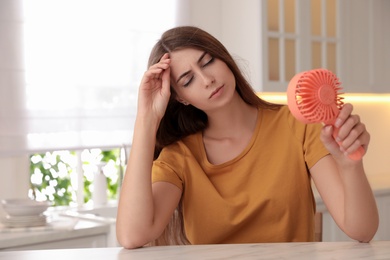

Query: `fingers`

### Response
(159, 53, 171, 84)
(161, 64, 171, 94)
(142, 54, 171, 85)
(146, 58, 170, 77)
(337, 126, 367, 158)
(332, 103, 370, 157)
(320, 125, 344, 157)
(334, 103, 353, 128)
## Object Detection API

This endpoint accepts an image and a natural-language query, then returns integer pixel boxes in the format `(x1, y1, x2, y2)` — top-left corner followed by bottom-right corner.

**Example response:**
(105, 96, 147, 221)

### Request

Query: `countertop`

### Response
(0, 216, 110, 250)
(0, 241, 389, 260)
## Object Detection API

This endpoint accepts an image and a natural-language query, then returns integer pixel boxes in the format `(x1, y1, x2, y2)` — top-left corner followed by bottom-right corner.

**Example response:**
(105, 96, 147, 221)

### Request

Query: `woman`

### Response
(116, 26, 378, 249)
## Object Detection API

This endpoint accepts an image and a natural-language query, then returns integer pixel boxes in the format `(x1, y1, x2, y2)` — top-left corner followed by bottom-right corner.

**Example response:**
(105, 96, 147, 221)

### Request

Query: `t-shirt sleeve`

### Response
(303, 123, 330, 169)
(152, 144, 184, 190)
(152, 161, 183, 190)
(284, 105, 330, 169)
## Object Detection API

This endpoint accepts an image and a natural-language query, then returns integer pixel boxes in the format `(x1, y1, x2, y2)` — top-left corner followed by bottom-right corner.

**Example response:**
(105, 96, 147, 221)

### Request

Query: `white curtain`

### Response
(0, 0, 178, 156)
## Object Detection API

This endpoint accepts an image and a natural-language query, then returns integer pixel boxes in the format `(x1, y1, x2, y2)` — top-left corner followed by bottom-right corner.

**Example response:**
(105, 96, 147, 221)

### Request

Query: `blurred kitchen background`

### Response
(0, 0, 389, 250)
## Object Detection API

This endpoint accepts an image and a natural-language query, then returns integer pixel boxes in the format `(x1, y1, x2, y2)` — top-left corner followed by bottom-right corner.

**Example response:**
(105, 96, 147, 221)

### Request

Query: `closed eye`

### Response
(183, 76, 194, 87)
(202, 56, 214, 67)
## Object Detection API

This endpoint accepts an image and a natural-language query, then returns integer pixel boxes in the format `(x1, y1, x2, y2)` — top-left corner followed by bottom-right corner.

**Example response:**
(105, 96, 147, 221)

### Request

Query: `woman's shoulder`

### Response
(153, 132, 203, 182)
(157, 132, 201, 161)
(260, 105, 322, 140)
(261, 105, 297, 124)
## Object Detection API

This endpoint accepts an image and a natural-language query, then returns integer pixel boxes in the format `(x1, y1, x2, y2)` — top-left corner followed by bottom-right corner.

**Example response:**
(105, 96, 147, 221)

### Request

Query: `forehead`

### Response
(170, 48, 204, 64)
(169, 48, 205, 77)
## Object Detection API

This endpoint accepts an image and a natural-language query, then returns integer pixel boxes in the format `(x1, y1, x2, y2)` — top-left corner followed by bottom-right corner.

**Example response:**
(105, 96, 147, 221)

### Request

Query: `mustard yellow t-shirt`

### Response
(152, 106, 329, 244)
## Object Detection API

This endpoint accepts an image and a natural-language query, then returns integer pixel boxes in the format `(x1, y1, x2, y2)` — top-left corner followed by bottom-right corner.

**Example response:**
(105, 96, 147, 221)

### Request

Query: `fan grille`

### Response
(294, 69, 344, 124)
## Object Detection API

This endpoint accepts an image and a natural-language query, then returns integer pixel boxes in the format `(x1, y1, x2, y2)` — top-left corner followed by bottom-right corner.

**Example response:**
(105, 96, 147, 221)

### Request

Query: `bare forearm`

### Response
(340, 162, 379, 242)
(116, 116, 160, 247)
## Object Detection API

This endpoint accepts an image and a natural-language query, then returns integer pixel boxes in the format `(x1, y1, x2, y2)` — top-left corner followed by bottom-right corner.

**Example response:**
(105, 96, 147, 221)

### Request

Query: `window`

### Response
(29, 148, 123, 206)
(17, 0, 177, 206)
(263, 0, 339, 91)
(18, 0, 177, 153)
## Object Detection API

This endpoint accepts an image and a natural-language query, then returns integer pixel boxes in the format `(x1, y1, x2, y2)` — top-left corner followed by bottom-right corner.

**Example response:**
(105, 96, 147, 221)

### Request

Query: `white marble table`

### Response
(0, 241, 389, 259)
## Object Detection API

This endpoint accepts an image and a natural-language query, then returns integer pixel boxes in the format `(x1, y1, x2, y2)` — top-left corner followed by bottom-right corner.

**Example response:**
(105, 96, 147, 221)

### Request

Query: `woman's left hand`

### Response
(320, 103, 370, 162)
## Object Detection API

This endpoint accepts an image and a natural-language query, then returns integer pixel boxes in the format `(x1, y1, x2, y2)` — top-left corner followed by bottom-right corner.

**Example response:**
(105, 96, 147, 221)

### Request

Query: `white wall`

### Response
(220, 0, 263, 91)
(0, 156, 30, 199)
(0, 0, 31, 215)
(177, 0, 263, 90)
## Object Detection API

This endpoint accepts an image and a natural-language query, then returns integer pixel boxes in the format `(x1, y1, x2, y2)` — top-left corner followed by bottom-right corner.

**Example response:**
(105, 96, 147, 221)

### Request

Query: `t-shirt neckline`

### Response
(197, 108, 263, 169)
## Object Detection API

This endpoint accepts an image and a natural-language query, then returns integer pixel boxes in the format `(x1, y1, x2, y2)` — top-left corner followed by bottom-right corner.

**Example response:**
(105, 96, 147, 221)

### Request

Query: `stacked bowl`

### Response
(1, 199, 50, 228)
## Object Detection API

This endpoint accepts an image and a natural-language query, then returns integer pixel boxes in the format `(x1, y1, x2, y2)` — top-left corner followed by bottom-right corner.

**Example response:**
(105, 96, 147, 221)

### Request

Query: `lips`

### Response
(209, 86, 224, 99)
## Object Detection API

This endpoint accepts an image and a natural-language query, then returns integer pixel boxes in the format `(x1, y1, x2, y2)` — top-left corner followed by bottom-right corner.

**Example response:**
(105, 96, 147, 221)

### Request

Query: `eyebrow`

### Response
(176, 51, 208, 83)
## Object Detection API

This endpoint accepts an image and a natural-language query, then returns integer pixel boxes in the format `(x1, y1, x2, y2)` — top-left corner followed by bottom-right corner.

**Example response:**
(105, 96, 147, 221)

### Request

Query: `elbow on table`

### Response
(119, 239, 144, 250)
(116, 223, 160, 249)
(117, 232, 150, 249)
(348, 219, 379, 243)
(355, 231, 377, 243)
(357, 228, 379, 243)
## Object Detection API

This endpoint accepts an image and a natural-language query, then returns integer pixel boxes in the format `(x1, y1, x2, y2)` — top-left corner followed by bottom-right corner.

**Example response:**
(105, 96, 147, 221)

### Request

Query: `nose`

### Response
(199, 71, 215, 87)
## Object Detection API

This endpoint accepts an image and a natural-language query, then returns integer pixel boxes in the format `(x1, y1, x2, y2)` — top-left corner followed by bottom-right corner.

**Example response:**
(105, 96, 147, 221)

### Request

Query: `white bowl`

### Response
(1, 199, 50, 217)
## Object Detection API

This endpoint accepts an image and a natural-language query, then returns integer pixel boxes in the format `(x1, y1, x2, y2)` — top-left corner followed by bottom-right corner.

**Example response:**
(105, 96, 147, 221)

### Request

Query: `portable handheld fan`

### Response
(287, 68, 364, 161)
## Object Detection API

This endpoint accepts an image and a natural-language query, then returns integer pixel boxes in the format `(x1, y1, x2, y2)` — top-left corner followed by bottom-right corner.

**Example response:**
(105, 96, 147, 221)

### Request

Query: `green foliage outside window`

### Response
(29, 148, 121, 206)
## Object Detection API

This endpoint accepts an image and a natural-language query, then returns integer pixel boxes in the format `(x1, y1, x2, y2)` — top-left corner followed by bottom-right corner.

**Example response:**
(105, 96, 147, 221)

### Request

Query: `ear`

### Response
(176, 96, 189, 106)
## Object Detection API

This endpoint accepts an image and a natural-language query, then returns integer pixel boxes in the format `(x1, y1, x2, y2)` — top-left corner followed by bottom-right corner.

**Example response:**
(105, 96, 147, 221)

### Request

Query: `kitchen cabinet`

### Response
(338, 0, 390, 93)
(260, 0, 390, 93)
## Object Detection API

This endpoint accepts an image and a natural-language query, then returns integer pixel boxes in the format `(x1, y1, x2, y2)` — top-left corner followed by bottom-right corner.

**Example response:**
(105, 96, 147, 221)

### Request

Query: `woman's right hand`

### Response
(137, 53, 171, 121)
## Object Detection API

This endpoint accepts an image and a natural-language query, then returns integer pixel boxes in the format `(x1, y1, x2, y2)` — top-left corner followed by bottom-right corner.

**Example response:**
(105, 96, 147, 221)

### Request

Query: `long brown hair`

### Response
(147, 26, 280, 246)
(149, 26, 280, 160)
